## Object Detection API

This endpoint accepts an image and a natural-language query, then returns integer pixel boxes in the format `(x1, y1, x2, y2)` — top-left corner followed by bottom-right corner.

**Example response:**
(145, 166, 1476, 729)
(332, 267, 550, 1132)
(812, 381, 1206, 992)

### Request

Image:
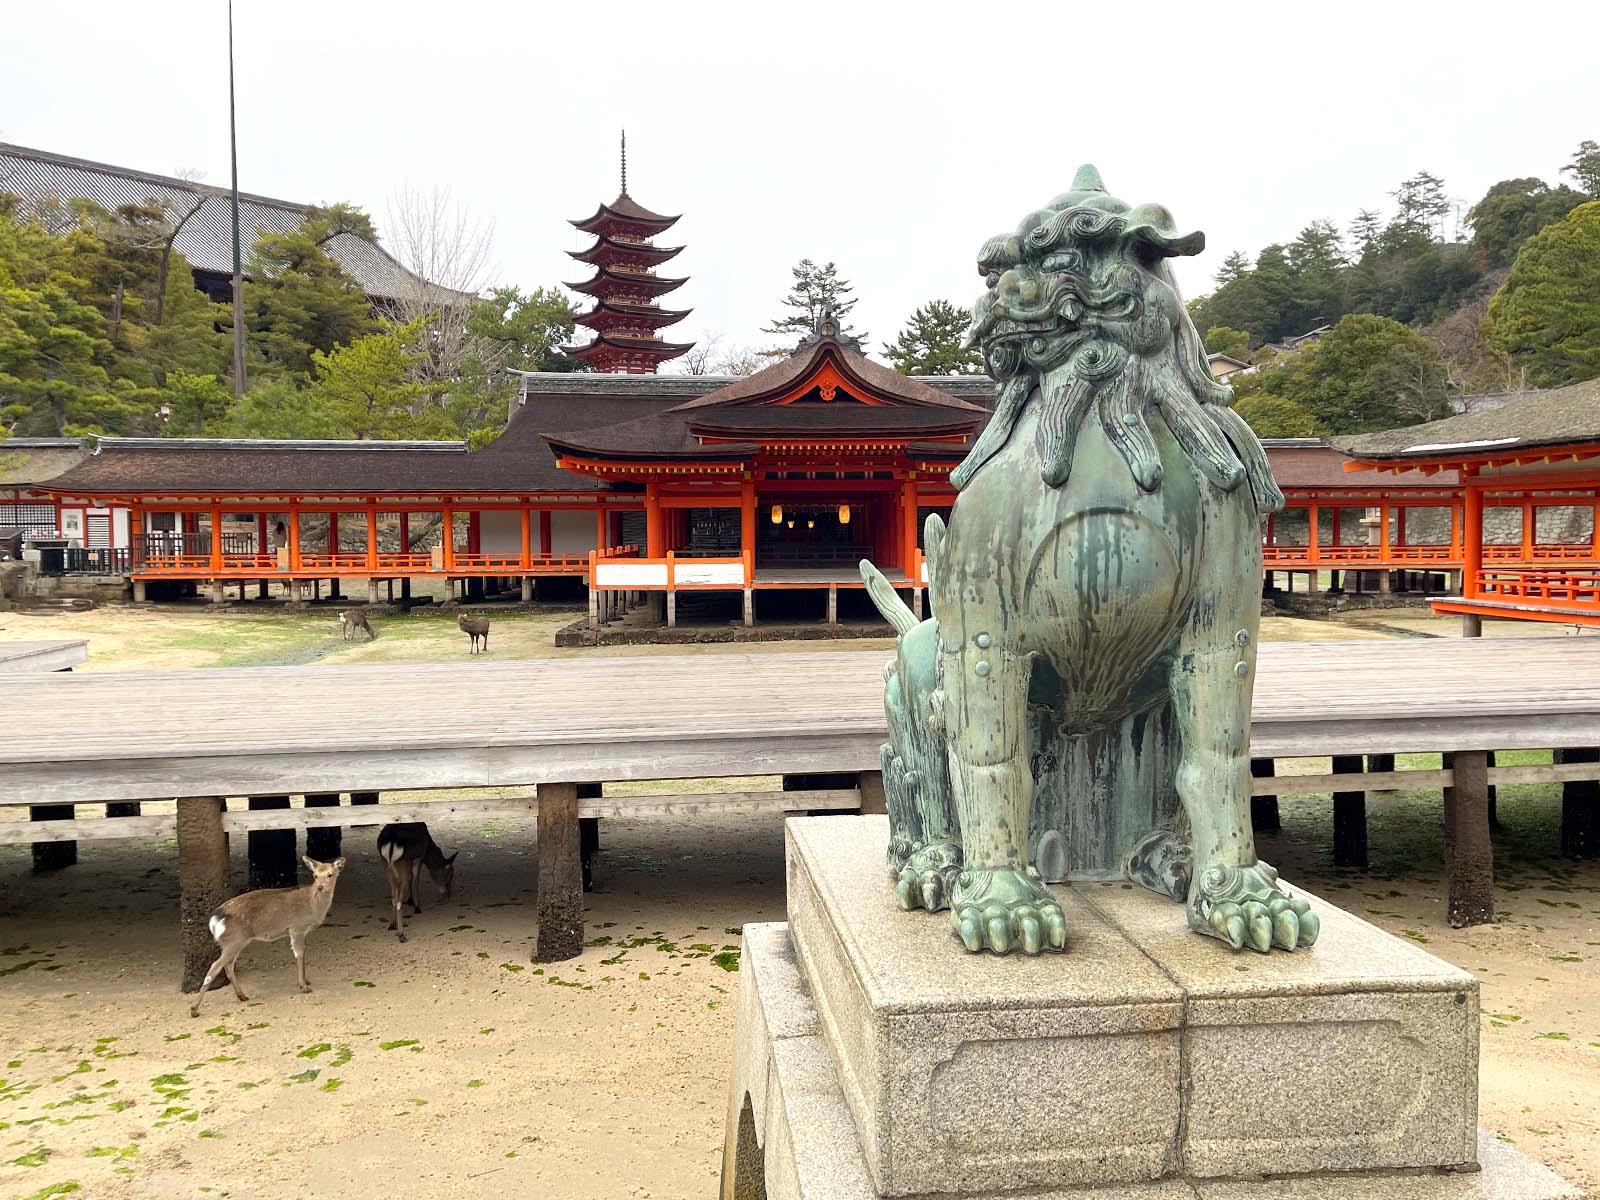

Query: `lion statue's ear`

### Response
(1122, 202, 1205, 258)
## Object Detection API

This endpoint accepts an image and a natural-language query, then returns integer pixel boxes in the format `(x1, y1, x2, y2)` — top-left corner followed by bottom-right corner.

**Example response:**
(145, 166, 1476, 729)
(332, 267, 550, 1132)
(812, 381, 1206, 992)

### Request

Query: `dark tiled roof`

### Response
(0, 142, 453, 303)
(1333, 381, 1600, 460)
(0, 438, 90, 486)
(545, 338, 987, 461)
(570, 194, 680, 233)
(1263, 445, 1459, 489)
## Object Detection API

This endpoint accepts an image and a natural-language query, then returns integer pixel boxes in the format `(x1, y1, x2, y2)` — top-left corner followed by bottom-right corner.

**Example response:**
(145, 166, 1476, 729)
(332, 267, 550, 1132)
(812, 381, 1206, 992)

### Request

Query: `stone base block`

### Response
(723, 919, 1580, 1200)
(782, 816, 1486, 1196)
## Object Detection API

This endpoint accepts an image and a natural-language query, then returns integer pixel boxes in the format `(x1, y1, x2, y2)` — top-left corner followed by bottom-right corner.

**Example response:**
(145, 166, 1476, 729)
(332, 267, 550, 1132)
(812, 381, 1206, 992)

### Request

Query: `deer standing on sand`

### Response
(339, 609, 376, 640)
(376, 823, 458, 942)
(458, 613, 490, 654)
(189, 856, 346, 1018)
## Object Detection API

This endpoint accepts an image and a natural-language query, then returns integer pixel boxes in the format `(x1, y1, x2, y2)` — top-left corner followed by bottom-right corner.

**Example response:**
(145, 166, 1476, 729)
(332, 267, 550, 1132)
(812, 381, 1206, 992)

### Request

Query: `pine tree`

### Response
(1563, 139, 1600, 198)
(1214, 251, 1251, 285)
(764, 259, 864, 340)
(1486, 201, 1600, 386)
(882, 300, 982, 375)
(243, 220, 373, 378)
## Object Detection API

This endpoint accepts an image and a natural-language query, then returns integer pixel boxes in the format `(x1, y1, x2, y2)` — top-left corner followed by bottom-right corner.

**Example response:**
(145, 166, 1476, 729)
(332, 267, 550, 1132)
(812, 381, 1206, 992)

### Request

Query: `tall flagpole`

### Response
(228, 0, 247, 398)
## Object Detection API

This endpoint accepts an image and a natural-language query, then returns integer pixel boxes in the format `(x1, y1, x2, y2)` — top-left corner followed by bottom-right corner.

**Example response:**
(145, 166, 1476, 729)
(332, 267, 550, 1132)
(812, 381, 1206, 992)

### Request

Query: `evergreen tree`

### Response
(882, 300, 982, 375)
(305, 317, 445, 440)
(1385, 170, 1451, 247)
(1467, 178, 1587, 268)
(764, 259, 864, 340)
(243, 219, 373, 378)
(1563, 139, 1600, 197)
(1202, 326, 1251, 359)
(1214, 251, 1250, 285)
(1486, 201, 1600, 386)
(1349, 209, 1383, 258)
(1231, 392, 1320, 437)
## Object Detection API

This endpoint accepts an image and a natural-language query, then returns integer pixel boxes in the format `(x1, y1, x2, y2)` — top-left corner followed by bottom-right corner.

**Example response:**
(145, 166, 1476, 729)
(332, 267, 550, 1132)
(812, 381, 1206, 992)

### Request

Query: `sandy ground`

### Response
(0, 603, 1595, 1198)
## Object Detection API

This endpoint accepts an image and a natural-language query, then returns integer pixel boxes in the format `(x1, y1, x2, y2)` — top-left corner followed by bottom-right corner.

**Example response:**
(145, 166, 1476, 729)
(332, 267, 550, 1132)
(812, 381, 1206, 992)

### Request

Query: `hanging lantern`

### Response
(786, 519, 795, 529)
(807, 519, 815, 529)
(838, 504, 851, 525)
(770, 504, 783, 525)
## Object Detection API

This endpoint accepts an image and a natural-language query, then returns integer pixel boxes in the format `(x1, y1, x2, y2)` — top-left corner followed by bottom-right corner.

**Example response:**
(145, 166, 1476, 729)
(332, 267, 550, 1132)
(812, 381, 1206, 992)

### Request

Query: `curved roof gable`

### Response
(672, 337, 987, 412)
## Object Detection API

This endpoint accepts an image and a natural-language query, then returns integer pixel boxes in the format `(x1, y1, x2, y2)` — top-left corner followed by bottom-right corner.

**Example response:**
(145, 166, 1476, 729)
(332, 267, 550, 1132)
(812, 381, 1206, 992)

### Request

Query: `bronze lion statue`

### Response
(862, 166, 1317, 956)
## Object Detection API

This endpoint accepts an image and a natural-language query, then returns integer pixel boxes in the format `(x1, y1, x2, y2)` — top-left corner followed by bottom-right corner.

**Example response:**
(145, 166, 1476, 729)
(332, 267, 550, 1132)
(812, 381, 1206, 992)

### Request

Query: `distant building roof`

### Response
(0, 438, 90, 487)
(1334, 380, 1600, 462)
(0, 142, 451, 304)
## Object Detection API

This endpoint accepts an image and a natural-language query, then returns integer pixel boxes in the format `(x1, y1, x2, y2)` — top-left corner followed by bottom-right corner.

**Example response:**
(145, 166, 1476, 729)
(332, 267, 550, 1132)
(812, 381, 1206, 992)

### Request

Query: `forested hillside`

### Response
(1191, 140, 1600, 436)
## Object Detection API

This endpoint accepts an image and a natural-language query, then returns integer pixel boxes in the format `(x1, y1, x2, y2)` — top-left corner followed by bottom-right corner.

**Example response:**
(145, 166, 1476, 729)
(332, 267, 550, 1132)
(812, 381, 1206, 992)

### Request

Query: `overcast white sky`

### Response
(4, 1, 1598, 363)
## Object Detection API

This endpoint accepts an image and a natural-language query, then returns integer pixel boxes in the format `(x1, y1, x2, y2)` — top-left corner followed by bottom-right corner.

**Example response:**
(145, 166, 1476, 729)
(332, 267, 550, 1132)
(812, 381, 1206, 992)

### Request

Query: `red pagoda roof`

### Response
(565, 266, 689, 300)
(567, 235, 684, 268)
(560, 334, 695, 370)
(574, 300, 693, 334)
(569, 194, 680, 238)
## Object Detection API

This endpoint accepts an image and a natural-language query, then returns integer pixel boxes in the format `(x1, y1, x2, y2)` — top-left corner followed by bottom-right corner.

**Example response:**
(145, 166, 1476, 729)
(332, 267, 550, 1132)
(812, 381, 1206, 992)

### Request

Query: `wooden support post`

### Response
(912, 586, 923, 621)
(666, 590, 677, 628)
(304, 793, 343, 862)
(30, 805, 77, 871)
(857, 770, 887, 815)
(1463, 613, 1483, 638)
(521, 577, 533, 603)
(743, 588, 754, 627)
(826, 585, 838, 625)
(133, 579, 147, 602)
(1331, 754, 1368, 869)
(535, 782, 583, 962)
(177, 796, 229, 992)
(209, 581, 224, 606)
(1249, 757, 1279, 832)
(1443, 750, 1494, 927)
(1557, 748, 1599, 858)
(247, 796, 297, 889)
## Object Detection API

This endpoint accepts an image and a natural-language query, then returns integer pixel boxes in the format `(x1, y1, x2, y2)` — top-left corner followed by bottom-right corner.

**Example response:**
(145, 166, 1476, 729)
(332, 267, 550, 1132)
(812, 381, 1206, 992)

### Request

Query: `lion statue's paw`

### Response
(1190, 861, 1318, 953)
(896, 841, 962, 913)
(949, 867, 1067, 955)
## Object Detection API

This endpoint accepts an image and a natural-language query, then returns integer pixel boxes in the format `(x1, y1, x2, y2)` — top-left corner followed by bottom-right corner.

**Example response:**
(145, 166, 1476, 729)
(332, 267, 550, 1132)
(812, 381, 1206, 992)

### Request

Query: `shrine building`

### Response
(26, 169, 1600, 630)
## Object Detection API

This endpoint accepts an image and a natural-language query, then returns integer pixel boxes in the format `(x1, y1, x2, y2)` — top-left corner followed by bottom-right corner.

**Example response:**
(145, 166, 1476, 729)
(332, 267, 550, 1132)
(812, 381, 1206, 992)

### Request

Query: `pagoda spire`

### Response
(563, 139, 692, 374)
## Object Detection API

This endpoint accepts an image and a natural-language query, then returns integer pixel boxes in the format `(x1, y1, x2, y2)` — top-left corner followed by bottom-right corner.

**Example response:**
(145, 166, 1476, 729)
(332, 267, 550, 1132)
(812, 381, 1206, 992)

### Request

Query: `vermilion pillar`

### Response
(645, 486, 663, 558)
(539, 511, 552, 556)
(740, 477, 756, 582)
(520, 506, 532, 568)
(1463, 477, 1483, 597)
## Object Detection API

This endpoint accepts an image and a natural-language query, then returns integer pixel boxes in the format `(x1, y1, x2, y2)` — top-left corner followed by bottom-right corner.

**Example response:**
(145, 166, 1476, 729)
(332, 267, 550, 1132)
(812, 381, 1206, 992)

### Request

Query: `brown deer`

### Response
(339, 609, 376, 640)
(376, 823, 457, 942)
(189, 856, 346, 1017)
(458, 613, 490, 654)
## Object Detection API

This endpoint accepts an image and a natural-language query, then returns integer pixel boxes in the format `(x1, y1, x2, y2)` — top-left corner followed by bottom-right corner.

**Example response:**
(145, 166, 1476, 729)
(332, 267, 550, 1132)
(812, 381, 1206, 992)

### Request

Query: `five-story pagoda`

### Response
(563, 135, 693, 374)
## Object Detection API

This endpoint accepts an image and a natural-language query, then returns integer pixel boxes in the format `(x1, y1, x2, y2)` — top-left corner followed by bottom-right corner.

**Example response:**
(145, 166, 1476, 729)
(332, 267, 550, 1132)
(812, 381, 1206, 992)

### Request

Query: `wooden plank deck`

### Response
(0, 638, 87, 674)
(3, 636, 1599, 976)
(2, 638, 1599, 804)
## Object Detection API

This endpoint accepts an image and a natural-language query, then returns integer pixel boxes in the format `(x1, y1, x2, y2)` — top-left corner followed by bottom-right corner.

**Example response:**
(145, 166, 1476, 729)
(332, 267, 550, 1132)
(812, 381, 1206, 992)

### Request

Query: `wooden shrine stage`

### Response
(2, 638, 1599, 981)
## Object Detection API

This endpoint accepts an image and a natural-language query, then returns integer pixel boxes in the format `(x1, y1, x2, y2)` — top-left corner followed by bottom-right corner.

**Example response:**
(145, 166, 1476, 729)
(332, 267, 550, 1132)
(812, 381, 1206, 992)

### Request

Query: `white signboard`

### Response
(595, 562, 668, 587)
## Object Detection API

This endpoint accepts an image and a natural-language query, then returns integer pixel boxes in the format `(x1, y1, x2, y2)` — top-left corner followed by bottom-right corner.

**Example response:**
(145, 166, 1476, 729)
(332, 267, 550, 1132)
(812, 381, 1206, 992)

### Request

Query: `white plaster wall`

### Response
(112, 507, 129, 549)
(478, 509, 522, 552)
(551, 510, 598, 554)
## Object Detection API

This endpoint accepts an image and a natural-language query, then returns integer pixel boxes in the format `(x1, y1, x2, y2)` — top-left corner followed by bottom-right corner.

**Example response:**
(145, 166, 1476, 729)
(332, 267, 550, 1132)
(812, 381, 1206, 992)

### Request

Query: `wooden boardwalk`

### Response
(2, 637, 1598, 976)
(0, 639, 87, 674)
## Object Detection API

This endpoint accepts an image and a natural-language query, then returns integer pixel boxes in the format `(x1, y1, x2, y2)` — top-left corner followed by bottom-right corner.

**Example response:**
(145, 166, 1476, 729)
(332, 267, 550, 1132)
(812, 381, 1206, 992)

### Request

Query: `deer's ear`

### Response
(446, 852, 459, 865)
(302, 856, 318, 872)
(332, 856, 347, 871)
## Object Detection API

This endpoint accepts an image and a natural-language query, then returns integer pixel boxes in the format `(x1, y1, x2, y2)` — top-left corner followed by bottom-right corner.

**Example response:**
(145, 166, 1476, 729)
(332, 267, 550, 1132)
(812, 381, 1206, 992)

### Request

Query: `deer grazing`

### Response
(376, 823, 458, 942)
(189, 856, 346, 1017)
(339, 609, 376, 640)
(458, 613, 491, 654)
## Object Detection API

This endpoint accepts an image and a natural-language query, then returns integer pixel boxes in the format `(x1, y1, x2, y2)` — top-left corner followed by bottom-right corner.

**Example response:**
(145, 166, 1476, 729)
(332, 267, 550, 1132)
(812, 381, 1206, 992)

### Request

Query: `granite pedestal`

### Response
(720, 815, 1581, 1200)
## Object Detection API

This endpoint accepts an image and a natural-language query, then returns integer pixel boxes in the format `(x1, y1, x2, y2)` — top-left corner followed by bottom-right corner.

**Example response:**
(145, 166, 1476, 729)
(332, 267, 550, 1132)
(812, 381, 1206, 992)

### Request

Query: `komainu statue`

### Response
(862, 166, 1318, 956)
